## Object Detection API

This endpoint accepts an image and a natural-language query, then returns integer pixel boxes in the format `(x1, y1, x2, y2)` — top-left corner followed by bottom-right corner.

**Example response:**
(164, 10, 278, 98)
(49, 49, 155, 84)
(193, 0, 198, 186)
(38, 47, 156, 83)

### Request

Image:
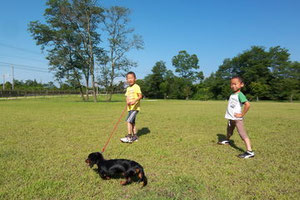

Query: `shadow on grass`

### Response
(115, 127, 150, 158)
(74, 99, 124, 103)
(217, 134, 244, 153)
(92, 168, 142, 186)
(137, 127, 151, 137)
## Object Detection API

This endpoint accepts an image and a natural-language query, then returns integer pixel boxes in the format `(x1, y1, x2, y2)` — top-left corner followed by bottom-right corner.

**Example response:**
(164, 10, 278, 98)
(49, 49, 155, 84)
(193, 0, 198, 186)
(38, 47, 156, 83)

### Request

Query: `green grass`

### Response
(0, 96, 299, 199)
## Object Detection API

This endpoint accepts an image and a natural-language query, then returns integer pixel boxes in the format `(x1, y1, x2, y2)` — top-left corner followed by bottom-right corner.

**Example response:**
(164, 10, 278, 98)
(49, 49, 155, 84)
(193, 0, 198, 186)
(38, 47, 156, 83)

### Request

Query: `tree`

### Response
(28, 0, 104, 102)
(172, 50, 202, 82)
(249, 82, 270, 101)
(146, 61, 167, 98)
(171, 50, 203, 99)
(101, 6, 144, 101)
(202, 46, 300, 101)
(272, 61, 300, 101)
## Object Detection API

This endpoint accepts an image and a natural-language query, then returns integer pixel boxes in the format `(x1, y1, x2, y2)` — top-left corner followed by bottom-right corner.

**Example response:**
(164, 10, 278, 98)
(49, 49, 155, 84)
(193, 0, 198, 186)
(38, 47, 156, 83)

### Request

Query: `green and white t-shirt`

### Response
(225, 92, 248, 120)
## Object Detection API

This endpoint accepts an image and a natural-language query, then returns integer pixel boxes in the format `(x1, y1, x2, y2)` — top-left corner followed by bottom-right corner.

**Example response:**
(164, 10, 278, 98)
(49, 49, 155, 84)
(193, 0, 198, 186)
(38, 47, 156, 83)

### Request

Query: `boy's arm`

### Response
(130, 93, 142, 105)
(126, 96, 131, 105)
(234, 101, 250, 118)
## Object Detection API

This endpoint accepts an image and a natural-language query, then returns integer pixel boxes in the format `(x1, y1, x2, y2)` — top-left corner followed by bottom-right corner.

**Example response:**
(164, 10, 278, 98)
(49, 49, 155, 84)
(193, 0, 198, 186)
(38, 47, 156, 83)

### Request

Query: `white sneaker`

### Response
(218, 140, 230, 145)
(238, 151, 255, 159)
(120, 135, 132, 143)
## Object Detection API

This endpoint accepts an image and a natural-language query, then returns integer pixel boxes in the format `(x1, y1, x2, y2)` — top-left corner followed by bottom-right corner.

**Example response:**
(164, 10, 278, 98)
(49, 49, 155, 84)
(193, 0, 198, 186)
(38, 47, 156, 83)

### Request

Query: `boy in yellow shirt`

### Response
(120, 72, 142, 143)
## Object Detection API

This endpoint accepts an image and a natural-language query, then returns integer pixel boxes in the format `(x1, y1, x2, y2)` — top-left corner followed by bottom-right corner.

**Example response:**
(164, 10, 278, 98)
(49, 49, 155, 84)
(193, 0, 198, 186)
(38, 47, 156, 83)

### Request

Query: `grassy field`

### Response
(0, 95, 299, 200)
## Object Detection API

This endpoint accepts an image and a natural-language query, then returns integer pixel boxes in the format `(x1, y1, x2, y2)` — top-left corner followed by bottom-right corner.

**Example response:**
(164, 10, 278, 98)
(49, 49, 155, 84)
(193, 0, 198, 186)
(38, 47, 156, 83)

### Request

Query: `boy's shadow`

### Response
(217, 134, 244, 152)
(136, 127, 150, 137)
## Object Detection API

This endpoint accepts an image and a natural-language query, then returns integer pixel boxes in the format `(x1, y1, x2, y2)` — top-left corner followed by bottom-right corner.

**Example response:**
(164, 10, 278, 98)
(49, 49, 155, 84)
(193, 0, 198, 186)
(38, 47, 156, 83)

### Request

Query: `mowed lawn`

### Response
(0, 96, 299, 200)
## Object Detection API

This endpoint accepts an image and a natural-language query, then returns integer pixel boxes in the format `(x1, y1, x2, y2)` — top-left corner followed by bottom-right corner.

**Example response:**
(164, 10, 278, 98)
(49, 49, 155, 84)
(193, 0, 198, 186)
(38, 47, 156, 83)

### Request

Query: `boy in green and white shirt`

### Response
(225, 91, 248, 120)
(219, 76, 255, 159)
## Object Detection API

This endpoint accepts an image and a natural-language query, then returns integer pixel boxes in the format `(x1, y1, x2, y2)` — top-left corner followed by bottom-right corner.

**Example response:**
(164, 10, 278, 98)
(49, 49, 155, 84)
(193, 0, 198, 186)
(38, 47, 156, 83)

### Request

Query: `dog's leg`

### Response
(136, 168, 147, 187)
(120, 169, 135, 185)
(120, 177, 131, 185)
(98, 169, 110, 180)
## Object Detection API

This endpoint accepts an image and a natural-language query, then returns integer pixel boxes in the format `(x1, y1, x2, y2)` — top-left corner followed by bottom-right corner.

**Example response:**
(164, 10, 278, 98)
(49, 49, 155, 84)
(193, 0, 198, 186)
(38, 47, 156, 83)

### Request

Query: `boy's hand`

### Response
(130, 100, 137, 105)
(234, 113, 243, 118)
(234, 102, 250, 118)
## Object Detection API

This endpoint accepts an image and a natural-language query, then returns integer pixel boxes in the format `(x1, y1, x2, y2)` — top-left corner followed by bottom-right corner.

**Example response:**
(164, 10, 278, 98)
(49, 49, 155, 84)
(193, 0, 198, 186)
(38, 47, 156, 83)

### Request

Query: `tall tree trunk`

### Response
(91, 67, 97, 102)
(107, 60, 115, 102)
(108, 82, 114, 101)
(73, 69, 85, 101)
(86, 14, 97, 103)
(90, 54, 97, 102)
(85, 78, 89, 100)
(290, 94, 293, 102)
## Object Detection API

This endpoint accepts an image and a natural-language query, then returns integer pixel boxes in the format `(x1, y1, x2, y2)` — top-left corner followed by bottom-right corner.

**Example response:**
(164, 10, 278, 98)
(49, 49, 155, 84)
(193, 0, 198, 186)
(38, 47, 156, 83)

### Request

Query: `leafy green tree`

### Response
(249, 82, 271, 101)
(209, 46, 296, 100)
(202, 72, 230, 100)
(172, 50, 202, 82)
(28, 0, 104, 102)
(271, 61, 300, 101)
(4, 82, 12, 90)
(147, 61, 167, 98)
(101, 6, 144, 101)
(43, 81, 57, 90)
(171, 50, 203, 99)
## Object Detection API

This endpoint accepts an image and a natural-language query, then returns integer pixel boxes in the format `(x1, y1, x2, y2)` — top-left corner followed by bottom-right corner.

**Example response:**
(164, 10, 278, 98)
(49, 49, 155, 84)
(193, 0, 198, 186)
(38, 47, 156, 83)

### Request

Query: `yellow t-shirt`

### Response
(125, 84, 141, 111)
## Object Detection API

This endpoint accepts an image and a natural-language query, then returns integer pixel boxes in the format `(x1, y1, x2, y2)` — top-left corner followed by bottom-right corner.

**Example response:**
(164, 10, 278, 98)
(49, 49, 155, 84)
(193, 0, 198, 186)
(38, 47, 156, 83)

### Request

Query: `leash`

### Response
(101, 105, 127, 153)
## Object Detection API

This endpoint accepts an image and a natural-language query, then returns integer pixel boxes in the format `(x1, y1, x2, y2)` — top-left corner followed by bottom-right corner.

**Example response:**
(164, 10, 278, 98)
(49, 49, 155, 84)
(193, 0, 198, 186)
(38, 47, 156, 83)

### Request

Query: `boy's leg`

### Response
(120, 122, 133, 143)
(131, 123, 138, 142)
(235, 120, 252, 151)
(132, 123, 137, 135)
(226, 120, 236, 140)
(121, 110, 138, 143)
(218, 120, 235, 144)
(128, 111, 138, 142)
(127, 122, 133, 135)
(121, 111, 134, 143)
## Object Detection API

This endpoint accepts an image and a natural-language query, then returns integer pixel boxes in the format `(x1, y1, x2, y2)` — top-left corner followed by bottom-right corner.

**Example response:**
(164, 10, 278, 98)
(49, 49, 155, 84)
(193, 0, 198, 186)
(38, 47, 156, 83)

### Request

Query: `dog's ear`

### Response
(88, 152, 104, 165)
(95, 152, 105, 162)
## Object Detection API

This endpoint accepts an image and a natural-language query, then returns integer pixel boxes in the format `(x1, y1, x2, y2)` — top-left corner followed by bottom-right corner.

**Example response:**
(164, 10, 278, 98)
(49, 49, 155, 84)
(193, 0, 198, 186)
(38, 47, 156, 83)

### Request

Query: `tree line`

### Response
(27, 0, 299, 102)
(139, 46, 300, 102)
(28, 0, 143, 102)
(0, 79, 125, 94)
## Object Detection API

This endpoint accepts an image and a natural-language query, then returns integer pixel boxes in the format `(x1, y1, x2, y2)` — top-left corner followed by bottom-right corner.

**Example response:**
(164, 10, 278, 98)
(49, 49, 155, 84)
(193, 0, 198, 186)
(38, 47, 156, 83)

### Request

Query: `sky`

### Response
(0, 0, 300, 84)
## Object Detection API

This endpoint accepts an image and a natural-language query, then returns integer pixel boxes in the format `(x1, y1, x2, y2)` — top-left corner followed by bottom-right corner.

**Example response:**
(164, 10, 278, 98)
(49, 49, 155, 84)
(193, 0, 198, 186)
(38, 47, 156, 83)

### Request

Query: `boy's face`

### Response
(126, 74, 136, 86)
(230, 78, 244, 92)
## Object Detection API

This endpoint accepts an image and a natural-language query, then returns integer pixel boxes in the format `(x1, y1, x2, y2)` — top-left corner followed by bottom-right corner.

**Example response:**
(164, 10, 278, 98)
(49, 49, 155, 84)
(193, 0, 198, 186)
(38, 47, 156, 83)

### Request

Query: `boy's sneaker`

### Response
(238, 151, 255, 159)
(120, 135, 132, 143)
(131, 134, 138, 142)
(217, 140, 230, 145)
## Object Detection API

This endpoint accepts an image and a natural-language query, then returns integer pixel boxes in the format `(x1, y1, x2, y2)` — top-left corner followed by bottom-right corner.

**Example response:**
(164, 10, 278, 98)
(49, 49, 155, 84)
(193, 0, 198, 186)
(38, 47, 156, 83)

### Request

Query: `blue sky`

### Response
(0, 0, 300, 84)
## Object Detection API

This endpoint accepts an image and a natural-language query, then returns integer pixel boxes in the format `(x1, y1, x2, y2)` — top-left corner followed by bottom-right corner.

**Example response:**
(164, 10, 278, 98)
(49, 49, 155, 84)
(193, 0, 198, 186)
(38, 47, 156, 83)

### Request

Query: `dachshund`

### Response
(85, 152, 147, 187)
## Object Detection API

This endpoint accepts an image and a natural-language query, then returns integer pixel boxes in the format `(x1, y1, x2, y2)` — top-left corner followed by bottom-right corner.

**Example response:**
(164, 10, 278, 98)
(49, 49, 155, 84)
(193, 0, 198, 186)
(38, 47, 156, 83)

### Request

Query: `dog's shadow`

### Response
(92, 169, 141, 185)
(136, 127, 150, 137)
(217, 134, 244, 152)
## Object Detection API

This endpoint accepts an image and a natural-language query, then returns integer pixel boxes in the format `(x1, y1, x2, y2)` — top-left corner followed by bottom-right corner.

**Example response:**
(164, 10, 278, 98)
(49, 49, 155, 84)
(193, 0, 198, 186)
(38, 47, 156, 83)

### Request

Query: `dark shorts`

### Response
(126, 110, 139, 124)
(227, 120, 249, 140)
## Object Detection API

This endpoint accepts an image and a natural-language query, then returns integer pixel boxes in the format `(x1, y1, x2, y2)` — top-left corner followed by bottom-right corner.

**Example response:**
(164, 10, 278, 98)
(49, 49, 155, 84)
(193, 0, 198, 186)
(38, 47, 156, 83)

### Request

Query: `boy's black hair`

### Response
(126, 71, 136, 78)
(231, 76, 243, 83)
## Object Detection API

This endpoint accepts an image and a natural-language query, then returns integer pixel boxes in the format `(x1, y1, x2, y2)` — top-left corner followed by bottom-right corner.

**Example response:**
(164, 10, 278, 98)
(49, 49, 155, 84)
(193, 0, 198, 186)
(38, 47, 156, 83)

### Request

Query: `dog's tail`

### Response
(138, 168, 147, 187)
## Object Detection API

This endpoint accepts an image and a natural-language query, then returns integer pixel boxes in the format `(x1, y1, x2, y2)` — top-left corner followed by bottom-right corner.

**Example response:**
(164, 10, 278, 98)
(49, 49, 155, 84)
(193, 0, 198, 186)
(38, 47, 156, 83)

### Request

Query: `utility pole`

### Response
(11, 65, 14, 90)
(2, 74, 5, 90)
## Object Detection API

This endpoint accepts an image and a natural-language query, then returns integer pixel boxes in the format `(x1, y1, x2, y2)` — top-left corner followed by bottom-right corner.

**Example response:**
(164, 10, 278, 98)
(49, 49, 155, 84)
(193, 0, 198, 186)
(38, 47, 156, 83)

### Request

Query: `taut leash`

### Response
(101, 105, 127, 153)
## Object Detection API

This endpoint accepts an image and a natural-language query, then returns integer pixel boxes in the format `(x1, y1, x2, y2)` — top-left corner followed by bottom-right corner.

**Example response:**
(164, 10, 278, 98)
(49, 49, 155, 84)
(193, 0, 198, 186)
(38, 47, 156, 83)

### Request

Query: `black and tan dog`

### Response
(85, 152, 147, 187)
